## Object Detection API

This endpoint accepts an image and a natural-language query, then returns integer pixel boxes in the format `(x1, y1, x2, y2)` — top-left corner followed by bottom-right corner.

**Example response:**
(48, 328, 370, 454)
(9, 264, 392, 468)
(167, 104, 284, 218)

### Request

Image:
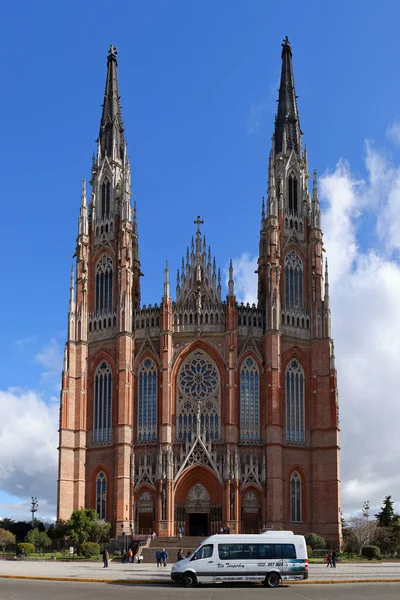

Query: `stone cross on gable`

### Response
(194, 215, 204, 234)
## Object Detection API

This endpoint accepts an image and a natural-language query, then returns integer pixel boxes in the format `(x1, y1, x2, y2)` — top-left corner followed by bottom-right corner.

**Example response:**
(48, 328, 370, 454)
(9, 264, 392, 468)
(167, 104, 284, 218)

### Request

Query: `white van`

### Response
(171, 530, 308, 588)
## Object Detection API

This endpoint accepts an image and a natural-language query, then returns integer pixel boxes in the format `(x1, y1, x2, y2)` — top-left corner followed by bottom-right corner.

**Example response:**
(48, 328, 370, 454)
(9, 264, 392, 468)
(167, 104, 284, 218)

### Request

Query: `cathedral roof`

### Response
(175, 216, 222, 307)
(274, 36, 302, 156)
(98, 44, 126, 161)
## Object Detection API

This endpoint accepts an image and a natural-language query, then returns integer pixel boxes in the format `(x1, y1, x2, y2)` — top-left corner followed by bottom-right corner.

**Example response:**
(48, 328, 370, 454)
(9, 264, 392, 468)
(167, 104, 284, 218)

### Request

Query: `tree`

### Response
(0, 528, 16, 553)
(47, 520, 68, 550)
(374, 496, 400, 554)
(304, 533, 326, 550)
(345, 517, 375, 554)
(0, 520, 30, 543)
(89, 519, 111, 544)
(37, 531, 52, 553)
(375, 496, 400, 528)
(67, 508, 98, 547)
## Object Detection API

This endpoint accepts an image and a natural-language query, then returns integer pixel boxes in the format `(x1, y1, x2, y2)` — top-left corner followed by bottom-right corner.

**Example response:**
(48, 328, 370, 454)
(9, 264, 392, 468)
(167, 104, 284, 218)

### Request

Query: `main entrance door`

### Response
(186, 483, 210, 536)
(189, 513, 208, 536)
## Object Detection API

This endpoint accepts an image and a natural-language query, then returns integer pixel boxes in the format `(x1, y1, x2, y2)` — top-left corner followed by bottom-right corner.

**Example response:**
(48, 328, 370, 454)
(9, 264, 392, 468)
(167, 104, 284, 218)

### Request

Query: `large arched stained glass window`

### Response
(138, 359, 157, 441)
(176, 350, 220, 442)
(95, 254, 113, 313)
(96, 471, 107, 519)
(240, 357, 259, 441)
(93, 361, 112, 443)
(285, 360, 305, 443)
(290, 471, 302, 522)
(285, 250, 303, 309)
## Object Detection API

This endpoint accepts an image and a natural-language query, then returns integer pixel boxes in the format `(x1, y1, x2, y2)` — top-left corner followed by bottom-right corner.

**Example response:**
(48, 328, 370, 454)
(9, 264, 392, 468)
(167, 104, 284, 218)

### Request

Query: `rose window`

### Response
(176, 350, 221, 442)
(179, 354, 218, 400)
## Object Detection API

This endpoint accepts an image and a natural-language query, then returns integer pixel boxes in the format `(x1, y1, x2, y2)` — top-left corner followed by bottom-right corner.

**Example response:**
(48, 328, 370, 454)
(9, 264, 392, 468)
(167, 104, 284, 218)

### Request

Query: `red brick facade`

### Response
(57, 40, 341, 546)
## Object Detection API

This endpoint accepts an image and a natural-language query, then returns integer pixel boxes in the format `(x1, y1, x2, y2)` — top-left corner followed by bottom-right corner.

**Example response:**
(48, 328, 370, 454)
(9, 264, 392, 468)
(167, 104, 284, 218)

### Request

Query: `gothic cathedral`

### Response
(57, 38, 341, 545)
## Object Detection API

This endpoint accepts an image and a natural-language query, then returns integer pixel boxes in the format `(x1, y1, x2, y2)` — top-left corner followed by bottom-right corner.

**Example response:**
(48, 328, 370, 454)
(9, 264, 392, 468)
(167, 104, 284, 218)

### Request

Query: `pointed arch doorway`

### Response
(186, 483, 210, 536)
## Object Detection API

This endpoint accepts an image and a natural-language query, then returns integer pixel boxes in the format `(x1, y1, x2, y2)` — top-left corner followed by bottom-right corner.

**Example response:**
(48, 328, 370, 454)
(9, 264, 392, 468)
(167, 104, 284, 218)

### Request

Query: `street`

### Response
(1, 581, 400, 600)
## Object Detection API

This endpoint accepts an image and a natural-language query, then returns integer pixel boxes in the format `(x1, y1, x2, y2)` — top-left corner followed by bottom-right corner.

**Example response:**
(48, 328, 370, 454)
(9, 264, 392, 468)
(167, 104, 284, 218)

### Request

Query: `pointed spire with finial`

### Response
(164, 261, 170, 298)
(324, 257, 330, 307)
(98, 44, 126, 161)
(69, 264, 75, 311)
(63, 344, 68, 372)
(78, 179, 88, 235)
(312, 170, 321, 229)
(228, 259, 234, 297)
(274, 36, 301, 156)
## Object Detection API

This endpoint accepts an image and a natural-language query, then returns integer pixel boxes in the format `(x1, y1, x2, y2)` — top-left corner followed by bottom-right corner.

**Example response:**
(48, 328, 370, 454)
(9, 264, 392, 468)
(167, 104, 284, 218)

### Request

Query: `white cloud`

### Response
(35, 338, 63, 387)
(386, 120, 400, 147)
(0, 389, 59, 518)
(232, 254, 258, 304)
(233, 135, 400, 516)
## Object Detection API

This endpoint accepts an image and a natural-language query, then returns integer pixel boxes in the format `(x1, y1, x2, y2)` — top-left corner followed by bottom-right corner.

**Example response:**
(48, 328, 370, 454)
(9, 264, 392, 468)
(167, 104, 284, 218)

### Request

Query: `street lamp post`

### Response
(362, 500, 370, 545)
(30, 497, 38, 528)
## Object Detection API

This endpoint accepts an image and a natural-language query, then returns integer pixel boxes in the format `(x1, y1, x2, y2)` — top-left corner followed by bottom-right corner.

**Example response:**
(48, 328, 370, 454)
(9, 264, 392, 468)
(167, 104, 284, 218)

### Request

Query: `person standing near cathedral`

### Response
(103, 548, 109, 568)
(161, 548, 168, 567)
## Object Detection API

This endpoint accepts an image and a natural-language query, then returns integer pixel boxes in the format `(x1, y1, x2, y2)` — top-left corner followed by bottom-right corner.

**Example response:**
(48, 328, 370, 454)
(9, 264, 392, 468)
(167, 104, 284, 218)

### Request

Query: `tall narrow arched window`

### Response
(93, 361, 112, 443)
(95, 254, 113, 313)
(240, 357, 260, 441)
(96, 471, 107, 519)
(290, 471, 302, 522)
(284, 250, 303, 310)
(101, 179, 111, 218)
(285, 360, 305, 442)
(138, 359, 157, 441)
(288, 173, 298, 213)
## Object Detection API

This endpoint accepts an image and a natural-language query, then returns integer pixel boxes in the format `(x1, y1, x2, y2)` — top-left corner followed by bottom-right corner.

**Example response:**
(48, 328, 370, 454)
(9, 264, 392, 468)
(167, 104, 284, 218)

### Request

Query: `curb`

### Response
(2, 574, 400, 585)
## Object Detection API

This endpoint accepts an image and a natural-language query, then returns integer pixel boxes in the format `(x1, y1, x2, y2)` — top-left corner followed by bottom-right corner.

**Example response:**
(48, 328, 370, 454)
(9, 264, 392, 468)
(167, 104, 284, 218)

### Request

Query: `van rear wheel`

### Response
(182, 572, 197, 587)
(265, 572, 280, 588)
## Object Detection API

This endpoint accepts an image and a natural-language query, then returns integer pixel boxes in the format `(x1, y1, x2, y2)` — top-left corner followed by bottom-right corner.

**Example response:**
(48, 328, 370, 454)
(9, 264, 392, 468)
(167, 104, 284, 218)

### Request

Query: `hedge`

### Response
(78, 542, 100, 558)
(16, 543, 35, 556)
(361, 546, 381, 560)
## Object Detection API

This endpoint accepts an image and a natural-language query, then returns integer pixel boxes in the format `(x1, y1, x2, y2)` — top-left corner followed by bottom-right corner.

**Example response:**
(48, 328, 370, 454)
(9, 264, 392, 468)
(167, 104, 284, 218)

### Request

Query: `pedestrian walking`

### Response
(128, 548, 133, 563)
(161, 548, 168, 567)
(325, 551, 332, 568)
(20, 547, 25, 560)
(156, 549, 162, 567)
(177, 548, 184, 561)
(331, 549, 337, 568)
(103, 548, 109, 568)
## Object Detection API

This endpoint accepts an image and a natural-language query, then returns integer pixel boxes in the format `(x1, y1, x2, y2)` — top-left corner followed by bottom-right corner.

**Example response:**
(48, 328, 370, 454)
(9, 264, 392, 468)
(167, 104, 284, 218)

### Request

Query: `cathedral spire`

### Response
(312, 170, 321, 229)
(98, 44, 126, 161)
(228, 259, 234, 297)
(274, 36, 301, 156)
(164, 261, 170, 298)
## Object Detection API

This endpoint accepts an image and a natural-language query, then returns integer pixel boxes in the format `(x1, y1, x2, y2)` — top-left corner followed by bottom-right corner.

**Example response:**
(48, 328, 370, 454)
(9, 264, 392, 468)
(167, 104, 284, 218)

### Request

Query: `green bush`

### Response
(361, 546, 381, 560)
(16, 543, 35, 556)
(312, 549, 330, 559)
(306, 545, 313, 558)
(305, 533, 326, 550)
(78, 542, 100, 558)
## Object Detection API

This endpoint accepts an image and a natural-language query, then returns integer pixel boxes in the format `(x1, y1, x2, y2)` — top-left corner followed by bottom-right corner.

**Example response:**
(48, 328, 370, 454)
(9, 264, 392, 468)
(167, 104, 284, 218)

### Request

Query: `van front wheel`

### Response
(182, 572, 197, 587)
(265, 572, 280, 588)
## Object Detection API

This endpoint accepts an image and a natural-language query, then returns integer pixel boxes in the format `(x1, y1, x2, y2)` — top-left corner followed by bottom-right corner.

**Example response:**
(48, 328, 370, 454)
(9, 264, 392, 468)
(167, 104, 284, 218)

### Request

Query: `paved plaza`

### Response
(1, 559, 400, 583)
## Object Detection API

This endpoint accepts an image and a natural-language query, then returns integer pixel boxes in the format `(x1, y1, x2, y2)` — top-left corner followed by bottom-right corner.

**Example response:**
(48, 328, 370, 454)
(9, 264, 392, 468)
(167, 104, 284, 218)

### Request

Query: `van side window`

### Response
(273, 544, 296, 559)
(218, 543, 296, 560)
(195, 544, 213, 560)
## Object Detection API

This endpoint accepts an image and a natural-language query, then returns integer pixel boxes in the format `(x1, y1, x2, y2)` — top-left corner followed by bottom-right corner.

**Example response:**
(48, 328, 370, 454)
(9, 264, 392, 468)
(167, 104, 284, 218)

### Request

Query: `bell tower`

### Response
(58, 45, 140, 531)
(257, 36, 340, 542)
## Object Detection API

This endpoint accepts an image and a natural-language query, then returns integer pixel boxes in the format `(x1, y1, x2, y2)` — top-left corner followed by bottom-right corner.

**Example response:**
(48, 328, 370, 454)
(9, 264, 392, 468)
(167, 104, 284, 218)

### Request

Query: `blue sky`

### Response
(2, 0, 400, 520)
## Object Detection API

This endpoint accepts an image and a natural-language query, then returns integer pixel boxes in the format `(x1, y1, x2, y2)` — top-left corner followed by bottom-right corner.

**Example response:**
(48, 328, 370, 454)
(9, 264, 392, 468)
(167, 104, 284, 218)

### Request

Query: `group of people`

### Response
(219, 526, 231, 534)
(155, 548, 169, 567)
(324, 550, 337, 568)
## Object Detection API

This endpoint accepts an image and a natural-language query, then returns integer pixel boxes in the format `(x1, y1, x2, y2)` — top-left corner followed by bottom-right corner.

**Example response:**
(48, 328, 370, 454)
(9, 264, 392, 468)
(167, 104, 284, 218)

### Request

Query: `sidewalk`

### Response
(1, 559, 400, 584)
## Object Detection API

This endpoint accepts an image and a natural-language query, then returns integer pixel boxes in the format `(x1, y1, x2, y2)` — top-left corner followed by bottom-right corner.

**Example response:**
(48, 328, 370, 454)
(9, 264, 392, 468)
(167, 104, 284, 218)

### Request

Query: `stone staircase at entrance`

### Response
(140, 536, 205, 564)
